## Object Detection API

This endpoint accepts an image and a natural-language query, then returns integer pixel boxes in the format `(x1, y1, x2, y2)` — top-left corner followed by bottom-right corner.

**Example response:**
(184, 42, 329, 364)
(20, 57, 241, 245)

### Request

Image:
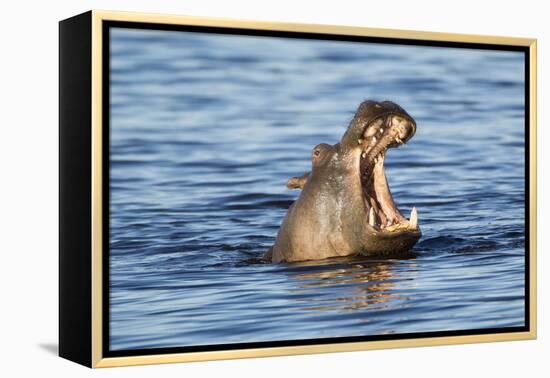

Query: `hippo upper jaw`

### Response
(341, 100, 416, 152)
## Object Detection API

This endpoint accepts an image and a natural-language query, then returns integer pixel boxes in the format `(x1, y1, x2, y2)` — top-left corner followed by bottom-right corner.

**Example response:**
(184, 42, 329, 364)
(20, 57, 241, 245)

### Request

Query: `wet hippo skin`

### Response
(267, 100, 421, 263)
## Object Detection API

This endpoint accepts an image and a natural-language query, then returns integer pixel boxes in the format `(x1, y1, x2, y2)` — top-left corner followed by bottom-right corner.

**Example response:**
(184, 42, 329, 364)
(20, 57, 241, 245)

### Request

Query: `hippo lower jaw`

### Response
(359, 116, 419, 235)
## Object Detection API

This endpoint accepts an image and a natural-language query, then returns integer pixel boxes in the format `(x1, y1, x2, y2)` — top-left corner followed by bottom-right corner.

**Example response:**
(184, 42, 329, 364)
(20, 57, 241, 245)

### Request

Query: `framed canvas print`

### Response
(59, 10, 537, 368)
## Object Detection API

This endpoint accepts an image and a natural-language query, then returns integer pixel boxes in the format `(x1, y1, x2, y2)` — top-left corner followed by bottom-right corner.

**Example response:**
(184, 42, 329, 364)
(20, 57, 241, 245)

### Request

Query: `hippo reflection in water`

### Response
(266, 100, 421, 263)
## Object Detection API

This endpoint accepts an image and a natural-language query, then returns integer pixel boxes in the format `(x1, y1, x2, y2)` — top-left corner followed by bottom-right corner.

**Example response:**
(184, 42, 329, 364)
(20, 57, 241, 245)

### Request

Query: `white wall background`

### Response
(0, 0, 547, 376)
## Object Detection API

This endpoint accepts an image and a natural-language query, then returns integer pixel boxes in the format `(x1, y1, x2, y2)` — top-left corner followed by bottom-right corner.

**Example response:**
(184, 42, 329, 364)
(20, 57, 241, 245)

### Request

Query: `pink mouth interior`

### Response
(359, 116, 417, 232)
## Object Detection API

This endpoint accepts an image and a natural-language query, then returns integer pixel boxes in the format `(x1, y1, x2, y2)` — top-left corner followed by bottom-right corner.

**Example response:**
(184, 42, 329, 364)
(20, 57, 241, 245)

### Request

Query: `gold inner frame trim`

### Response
(90, 9, 537, 368)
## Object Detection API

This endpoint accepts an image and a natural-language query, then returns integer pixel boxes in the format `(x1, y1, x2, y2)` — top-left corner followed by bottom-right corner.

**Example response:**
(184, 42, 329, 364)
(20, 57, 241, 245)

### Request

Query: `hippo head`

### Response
(269, 100, 421, 263)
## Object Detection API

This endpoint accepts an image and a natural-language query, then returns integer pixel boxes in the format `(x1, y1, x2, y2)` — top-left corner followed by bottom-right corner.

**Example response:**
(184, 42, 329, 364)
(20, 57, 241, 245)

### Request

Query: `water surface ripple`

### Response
(109, 28, 526, 351)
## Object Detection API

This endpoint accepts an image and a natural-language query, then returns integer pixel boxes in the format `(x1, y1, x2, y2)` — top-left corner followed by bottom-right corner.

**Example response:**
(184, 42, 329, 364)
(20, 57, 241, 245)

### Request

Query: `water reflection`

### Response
(287, 256, 416, 311)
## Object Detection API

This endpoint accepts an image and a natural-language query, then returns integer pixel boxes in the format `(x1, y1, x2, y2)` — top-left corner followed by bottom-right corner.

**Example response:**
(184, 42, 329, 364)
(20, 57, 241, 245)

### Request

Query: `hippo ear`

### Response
(286, 172, 310, 190)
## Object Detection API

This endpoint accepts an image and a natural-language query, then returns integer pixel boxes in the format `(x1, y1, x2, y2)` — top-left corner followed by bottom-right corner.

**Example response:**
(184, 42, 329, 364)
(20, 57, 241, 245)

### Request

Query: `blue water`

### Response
(109, 27, 526, 351)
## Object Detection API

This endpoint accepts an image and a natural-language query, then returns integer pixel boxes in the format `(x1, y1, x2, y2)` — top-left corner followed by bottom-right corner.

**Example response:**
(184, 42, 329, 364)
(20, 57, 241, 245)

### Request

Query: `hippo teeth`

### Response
(409, 206, 418, 229)
(385, 207, 418, 232)
(368, 207, 376, 227)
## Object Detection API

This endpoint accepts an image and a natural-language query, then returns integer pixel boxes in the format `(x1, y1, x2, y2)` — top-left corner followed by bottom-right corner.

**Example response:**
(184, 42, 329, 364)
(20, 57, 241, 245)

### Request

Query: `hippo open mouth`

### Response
(268, 100, 421, 263)
(359, 114, 418, 233)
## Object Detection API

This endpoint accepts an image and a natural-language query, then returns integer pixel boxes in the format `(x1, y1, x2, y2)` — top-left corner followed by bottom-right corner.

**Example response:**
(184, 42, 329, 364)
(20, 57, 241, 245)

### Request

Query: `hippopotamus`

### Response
(267, 100, 421, 263)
